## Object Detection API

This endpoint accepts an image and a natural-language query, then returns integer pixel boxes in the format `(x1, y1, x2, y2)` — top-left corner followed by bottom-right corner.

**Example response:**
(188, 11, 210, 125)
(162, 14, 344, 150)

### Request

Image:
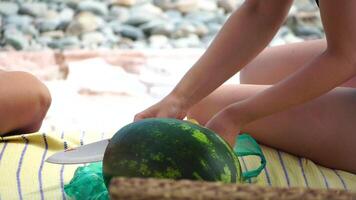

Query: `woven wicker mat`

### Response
(110, 178, 356, 200)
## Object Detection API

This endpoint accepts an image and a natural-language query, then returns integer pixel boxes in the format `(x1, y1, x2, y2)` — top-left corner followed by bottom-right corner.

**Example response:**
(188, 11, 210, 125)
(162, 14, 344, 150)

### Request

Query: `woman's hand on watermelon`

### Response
(205, 107, 244, 147)
(134, 95, 188, 121)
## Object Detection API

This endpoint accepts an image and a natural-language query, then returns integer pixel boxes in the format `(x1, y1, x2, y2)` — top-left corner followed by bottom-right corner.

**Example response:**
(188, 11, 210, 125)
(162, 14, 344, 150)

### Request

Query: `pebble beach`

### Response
(0, 0, 323, 51)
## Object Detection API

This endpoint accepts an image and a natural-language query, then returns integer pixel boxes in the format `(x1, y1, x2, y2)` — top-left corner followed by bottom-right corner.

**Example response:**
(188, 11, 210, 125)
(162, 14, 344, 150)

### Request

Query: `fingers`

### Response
(134, 113, 144, 122)
(133, 98, 188, 122)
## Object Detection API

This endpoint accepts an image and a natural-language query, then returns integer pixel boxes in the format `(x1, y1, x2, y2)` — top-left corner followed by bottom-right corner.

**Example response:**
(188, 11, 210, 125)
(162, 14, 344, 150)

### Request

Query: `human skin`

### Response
(135, 0, 356, 173)
(203, 0, 356, 166)
(135, 0, 293, 120)
(0, 70, 52, 135)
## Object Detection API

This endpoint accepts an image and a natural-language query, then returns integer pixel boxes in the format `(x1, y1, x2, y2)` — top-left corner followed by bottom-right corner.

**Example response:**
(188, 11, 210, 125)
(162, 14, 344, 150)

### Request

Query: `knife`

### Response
(46, 139, 110, 164)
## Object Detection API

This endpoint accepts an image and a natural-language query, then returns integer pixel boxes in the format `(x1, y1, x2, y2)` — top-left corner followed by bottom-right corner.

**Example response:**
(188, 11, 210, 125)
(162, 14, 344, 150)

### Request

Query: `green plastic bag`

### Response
(64, 162, 108, 200)
(65, 134, 265, 200)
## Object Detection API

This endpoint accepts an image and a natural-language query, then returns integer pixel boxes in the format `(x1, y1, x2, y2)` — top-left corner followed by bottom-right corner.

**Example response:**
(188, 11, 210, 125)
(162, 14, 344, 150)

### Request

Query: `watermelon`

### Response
(103, 118, 242, 187)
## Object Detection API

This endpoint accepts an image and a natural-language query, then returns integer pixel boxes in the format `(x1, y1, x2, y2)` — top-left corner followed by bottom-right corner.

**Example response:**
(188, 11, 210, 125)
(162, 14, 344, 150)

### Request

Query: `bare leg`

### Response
(0, 71, 52, 135)
(188, 84, 356, 173)
(240, 39, 356, 87)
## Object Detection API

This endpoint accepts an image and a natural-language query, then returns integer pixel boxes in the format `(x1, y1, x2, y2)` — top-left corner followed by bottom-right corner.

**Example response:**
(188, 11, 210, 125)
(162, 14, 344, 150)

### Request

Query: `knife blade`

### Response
(46, 139, 110, 164)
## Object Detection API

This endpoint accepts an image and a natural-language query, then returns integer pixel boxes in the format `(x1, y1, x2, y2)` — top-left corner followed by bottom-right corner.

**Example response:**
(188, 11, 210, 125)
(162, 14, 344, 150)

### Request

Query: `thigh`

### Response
(188, 84, 356, 173)
(240, 39, 356, 87)
(240, 39, 326, 84)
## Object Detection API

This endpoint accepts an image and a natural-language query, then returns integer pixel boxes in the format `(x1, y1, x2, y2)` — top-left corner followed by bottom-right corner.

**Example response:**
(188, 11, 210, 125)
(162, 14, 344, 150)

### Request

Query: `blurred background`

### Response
(0, 0, 323, 134)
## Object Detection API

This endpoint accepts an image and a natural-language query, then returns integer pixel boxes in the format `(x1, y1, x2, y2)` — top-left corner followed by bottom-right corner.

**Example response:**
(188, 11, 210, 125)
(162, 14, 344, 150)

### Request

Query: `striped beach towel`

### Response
(0, 131, 355, 199)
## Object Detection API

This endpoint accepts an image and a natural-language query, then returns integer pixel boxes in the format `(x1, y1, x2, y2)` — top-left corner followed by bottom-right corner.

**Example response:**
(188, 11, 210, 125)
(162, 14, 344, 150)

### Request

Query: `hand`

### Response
(134, 94, 188, 122)
(205, 108, 243, 147)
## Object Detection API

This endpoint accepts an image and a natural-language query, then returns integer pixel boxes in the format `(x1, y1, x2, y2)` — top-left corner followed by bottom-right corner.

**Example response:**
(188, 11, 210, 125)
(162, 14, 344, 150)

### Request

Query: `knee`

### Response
(187, 98, 214, 125)
(11, 72, 51, 132)
(27, 74, 51, 131)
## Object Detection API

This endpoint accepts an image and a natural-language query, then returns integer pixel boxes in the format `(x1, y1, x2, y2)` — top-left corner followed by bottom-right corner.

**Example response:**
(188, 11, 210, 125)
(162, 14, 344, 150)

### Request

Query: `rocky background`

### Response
(0, 0, 323, 51)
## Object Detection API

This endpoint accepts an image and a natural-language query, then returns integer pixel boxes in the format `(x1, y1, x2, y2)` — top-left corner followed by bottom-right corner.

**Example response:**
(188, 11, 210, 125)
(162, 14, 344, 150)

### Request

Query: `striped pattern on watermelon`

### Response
(103, 118, 242, 187)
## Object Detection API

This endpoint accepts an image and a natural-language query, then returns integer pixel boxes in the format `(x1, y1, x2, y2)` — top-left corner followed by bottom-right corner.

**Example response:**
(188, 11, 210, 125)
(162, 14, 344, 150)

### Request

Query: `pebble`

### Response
(48, 36, 80, 49)
(81, 32, 106, 45)
(0, 2, 19, 16)
(77, 1, 109, 16)
(36, 19, 61, 32)
(149, 35, 170, 48)
(19, 3, 48, 17)
(217, 0, 237, 13)
(4, 32, 29, 50)
(0, 0, 324, 50)
(109, 6, 130, 22)
(111, 0, 137, 7)
(66, 12, 104, 35)
(116, 25, 145, 41)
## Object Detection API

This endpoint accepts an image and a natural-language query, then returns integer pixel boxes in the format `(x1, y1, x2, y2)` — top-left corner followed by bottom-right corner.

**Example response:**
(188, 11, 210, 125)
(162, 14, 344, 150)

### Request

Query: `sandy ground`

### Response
(26, 49, 241, 135)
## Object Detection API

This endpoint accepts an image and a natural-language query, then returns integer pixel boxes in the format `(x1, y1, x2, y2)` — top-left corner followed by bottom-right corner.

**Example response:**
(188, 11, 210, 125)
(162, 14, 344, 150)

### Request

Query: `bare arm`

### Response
(170, 0, 293, 108)
(227, 0, 356, 126)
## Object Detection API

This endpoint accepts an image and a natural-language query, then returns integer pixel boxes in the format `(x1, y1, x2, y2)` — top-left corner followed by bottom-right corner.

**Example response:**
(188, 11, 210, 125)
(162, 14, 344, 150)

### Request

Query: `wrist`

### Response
(166, 92, 191, 110)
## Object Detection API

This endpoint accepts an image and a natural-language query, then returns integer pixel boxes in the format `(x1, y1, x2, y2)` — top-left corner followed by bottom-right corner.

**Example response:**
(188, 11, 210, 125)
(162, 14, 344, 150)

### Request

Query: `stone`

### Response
(27, 40, 45, 51)
(174, 0, 199, 13)
(66, 12, 104, 35)
(0, 2, 19, 16)
(217, 0, 237, 13)
(111, 0, 137, 7)
(77, 1, 109, 16)
(37, 36, 53, 46)
(124, 4, 163, 26)
(101, 27, 120, 43)
(274, 26, 290, 38)
(185, 11, 218, 23)
(294, 25, 323, 38)
(19, 3, 48, 17)
(61, 0, 81, 9)
(36, 19, 61, 32)
(4, 32, 29, 50)
(124, 13, 154, 26)
(41, 31, 65, 38)
(173, 21, 197, 38)
(172, 34, 201, 48)
(201, 35, 215, 47)
(48, 36, 80, 49)
(109, 6, 130, 22)
(191, 21, 209, 37)
(116, 25, 145, 41)
(4, 15, 33, 27)
(197, 0, 218, 12)
(59, 8, 75, 23)
(4, 23, 39, 37)
(57, 8, 75, 30)
(148, 35, 170, 49)
(150, 22, 175, 36)
(131, 3, 163, 16)
(164, 10, 183, 22)
(139, 20, 166, 35)
(294, 0, 318, 12)
(207, 23, 222, 35)
(82, 32, 106, 45)
(153, 0, 174, 10)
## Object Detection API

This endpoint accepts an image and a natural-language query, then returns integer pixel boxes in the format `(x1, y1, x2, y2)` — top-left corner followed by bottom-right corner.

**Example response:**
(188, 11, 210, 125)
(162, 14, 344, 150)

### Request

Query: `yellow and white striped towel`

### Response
(0, 131, 355, 200)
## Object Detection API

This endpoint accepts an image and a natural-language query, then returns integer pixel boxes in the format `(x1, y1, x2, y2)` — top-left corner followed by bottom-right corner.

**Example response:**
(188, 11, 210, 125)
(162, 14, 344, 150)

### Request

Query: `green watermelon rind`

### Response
(103, 118, 242, 187)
